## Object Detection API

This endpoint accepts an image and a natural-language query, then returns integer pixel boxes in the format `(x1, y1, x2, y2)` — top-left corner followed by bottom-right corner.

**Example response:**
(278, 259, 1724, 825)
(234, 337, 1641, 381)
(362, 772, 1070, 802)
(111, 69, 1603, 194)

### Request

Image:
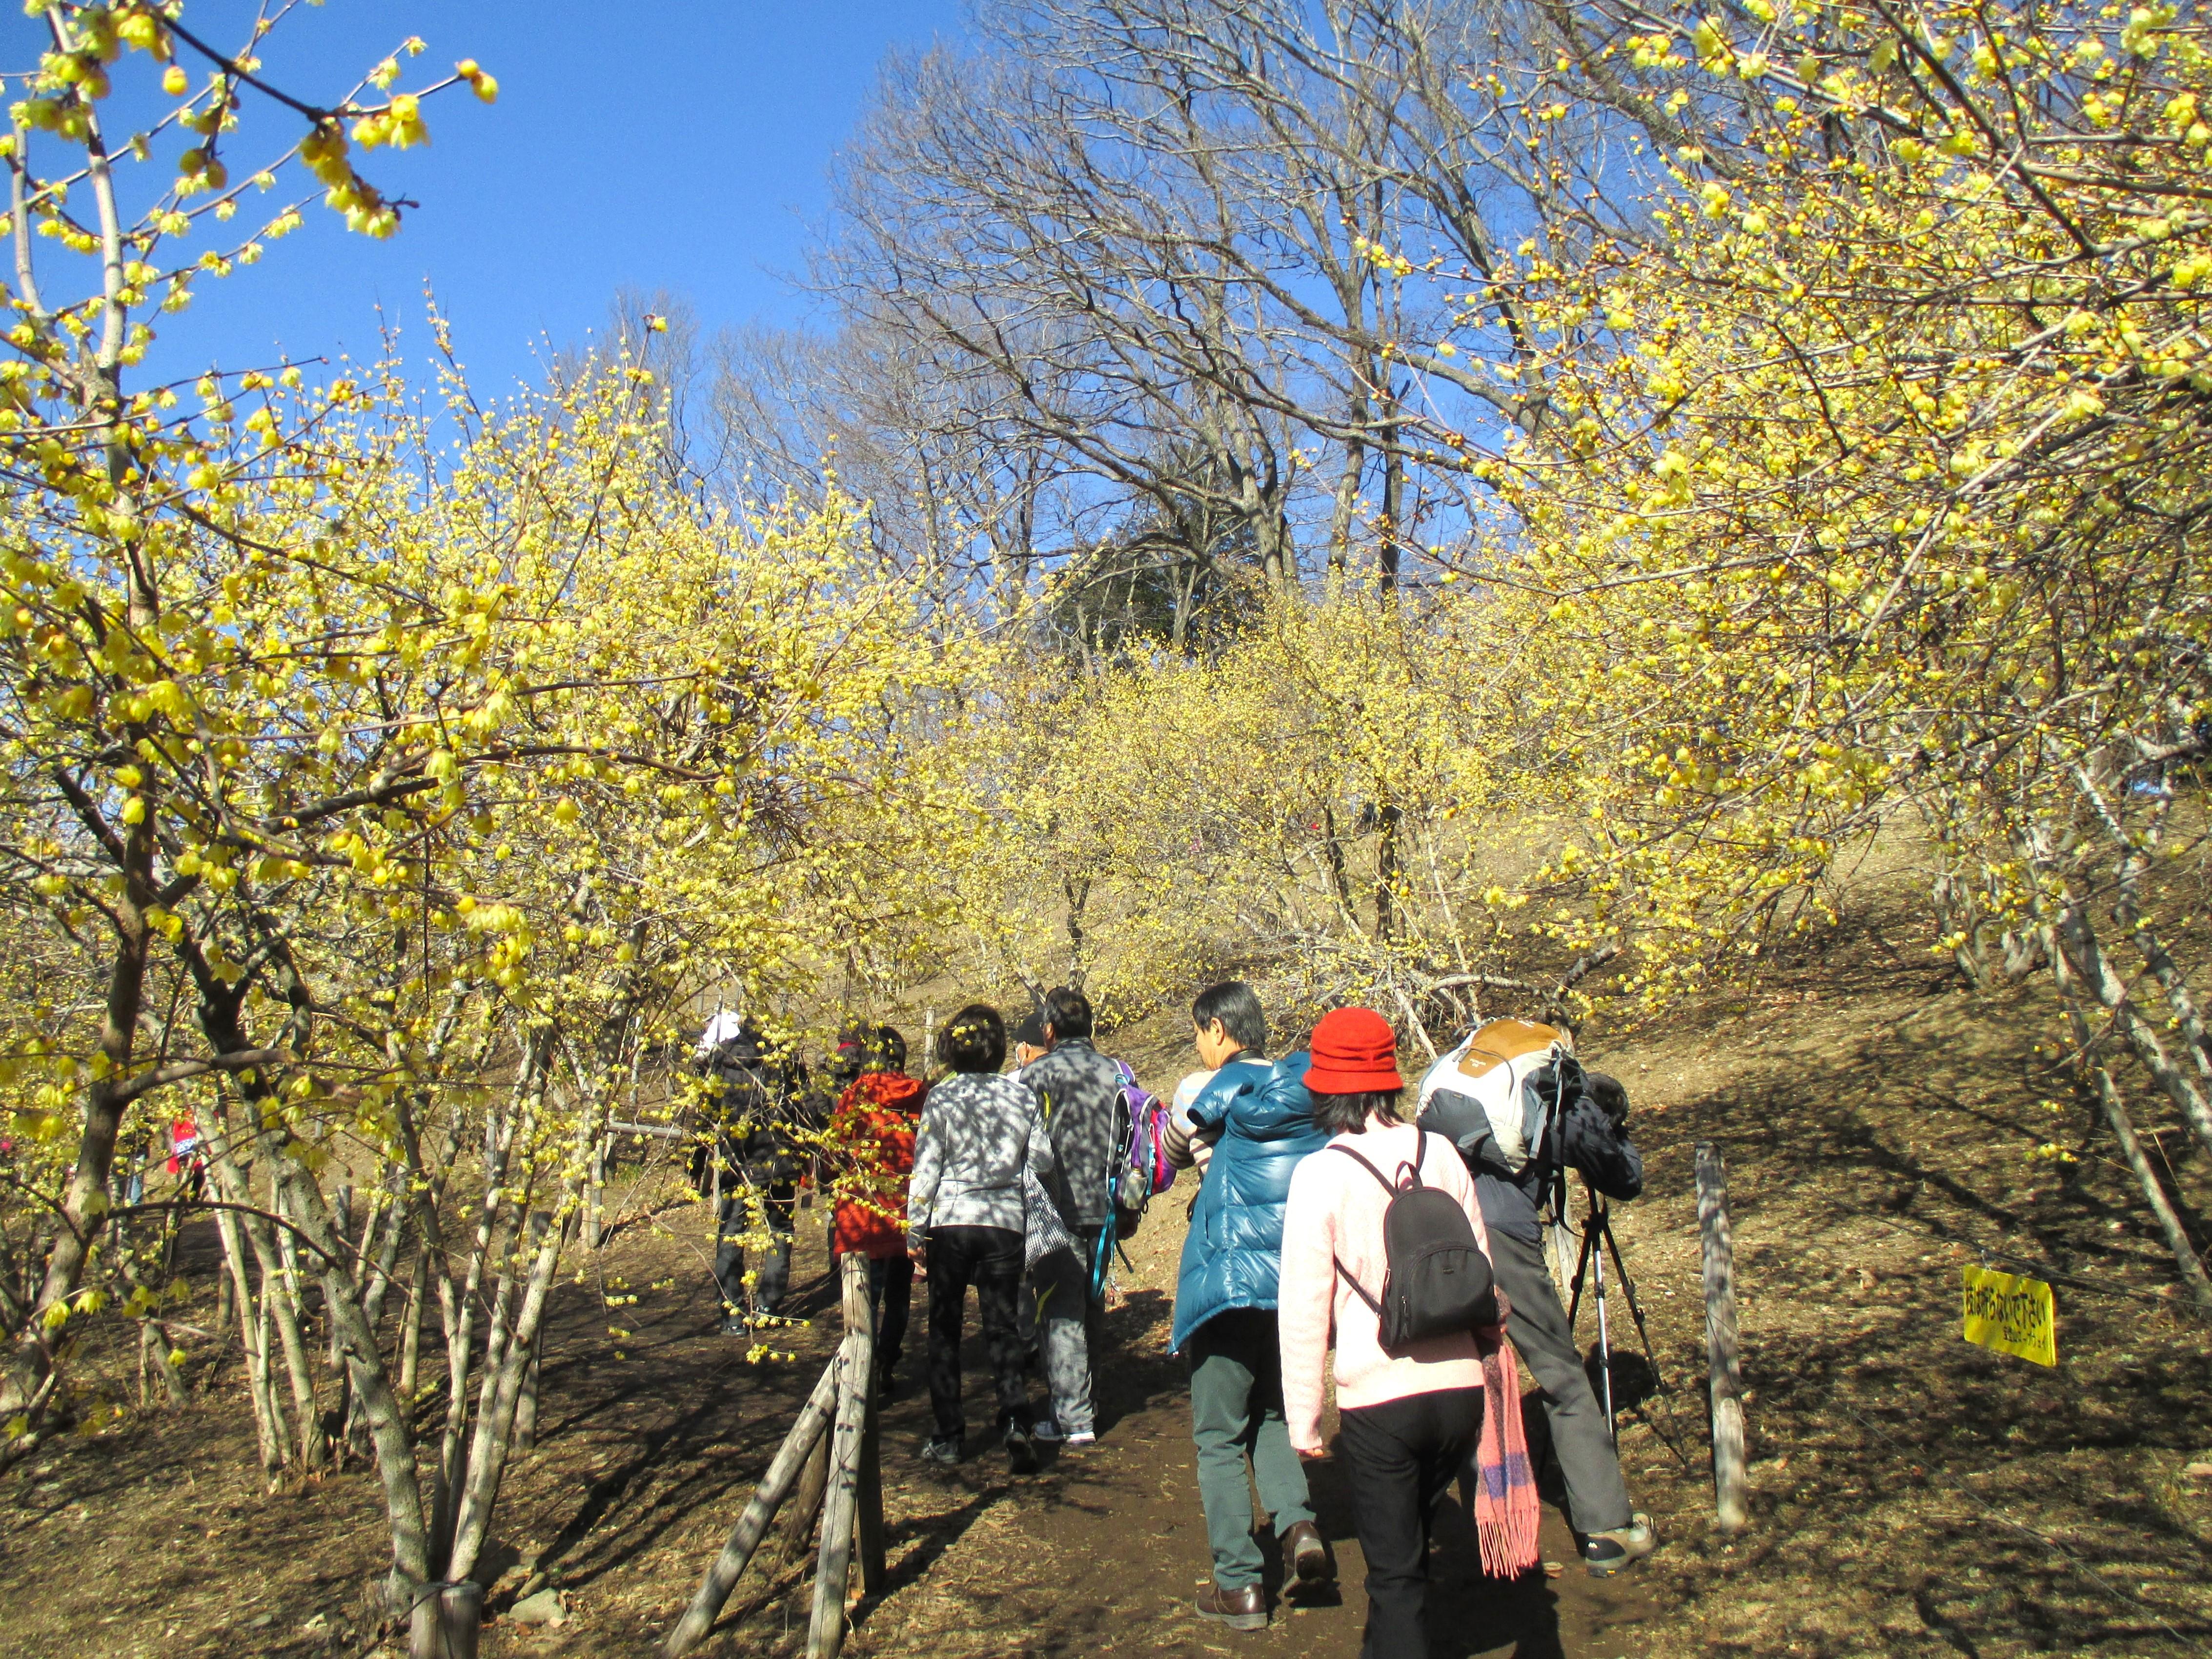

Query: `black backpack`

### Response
(1331, 1133, 1498, 1353)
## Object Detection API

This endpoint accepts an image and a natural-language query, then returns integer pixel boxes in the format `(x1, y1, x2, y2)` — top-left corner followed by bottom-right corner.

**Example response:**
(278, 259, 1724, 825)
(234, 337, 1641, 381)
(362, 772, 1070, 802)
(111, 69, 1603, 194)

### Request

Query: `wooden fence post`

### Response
(662, 1356, 843, 1657)
(773, 1431, 831, 1569)
(1695, 1141, 1749, 1534)
(806, 1254, 876, 1659)
(856, 1272, 886, 1595)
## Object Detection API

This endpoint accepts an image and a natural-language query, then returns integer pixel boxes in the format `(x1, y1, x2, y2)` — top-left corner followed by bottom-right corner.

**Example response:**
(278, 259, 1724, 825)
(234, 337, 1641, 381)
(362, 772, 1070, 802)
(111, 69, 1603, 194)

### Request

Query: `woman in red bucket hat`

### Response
(1276, 1007, 1541, 1658)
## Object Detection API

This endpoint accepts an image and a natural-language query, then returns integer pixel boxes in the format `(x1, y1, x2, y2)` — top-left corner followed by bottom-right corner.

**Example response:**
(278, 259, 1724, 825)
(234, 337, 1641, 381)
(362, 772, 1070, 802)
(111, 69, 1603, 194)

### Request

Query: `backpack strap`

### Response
(1328, 1141, 1399, 1315)
(1332, 1134, 1428, 1192)
(1334, 1258, 1383, 1315)
(1330, 1142, 1400, 1194)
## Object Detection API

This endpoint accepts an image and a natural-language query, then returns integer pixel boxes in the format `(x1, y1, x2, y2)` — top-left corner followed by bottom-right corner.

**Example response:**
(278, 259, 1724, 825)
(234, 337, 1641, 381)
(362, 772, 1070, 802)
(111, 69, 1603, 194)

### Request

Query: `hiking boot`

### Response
(917, 1436, 964, 1466)
(1004, 1424, 1038, 1475)
(719, 1316, 748, 1336)
(1280, 1520, 1331, 1585)
(1195, 1581, 1267, 1632)
(1583, 1513, 1656, 1577)
(876, 1374, 899, 1406)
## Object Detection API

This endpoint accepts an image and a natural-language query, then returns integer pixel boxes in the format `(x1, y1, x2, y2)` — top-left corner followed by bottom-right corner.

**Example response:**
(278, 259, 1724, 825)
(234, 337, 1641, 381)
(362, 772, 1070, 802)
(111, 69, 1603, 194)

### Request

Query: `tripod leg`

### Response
(1590, 1202, 1616, 1444)
(1600, 1209, 1665, 1393)
(1566, 1213, 1599, 1327)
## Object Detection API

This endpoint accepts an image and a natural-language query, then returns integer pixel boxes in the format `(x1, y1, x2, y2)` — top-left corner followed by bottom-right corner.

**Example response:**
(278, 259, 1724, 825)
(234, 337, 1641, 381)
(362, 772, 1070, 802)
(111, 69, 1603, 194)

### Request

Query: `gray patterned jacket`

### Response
(907, 1072, 1055, 1239)
(1018, 1038, 1131, 1229)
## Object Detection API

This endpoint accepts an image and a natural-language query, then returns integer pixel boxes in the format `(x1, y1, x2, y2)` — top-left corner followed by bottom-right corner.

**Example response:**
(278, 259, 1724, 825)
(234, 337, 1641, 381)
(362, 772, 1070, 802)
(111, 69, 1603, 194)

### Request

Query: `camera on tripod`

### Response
(1415, 1017, 1659, 1439)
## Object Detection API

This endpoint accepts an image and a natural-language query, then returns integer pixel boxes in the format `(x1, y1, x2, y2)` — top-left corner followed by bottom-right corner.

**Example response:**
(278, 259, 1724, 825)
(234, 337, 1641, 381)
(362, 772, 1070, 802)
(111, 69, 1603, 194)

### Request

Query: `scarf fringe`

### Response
(1473, 1325, 1543, 1578)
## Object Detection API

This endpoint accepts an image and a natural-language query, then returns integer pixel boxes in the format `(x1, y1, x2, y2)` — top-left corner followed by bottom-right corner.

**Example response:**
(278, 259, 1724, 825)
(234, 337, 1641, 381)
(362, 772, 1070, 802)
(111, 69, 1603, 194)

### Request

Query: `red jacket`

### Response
(830, 1071, 926, 1258)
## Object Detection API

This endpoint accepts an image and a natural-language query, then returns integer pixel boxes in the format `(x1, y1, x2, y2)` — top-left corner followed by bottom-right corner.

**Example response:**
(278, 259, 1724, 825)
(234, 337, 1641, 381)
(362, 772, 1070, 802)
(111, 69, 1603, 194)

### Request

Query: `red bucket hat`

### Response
(1304, 1007, 1404, 1094)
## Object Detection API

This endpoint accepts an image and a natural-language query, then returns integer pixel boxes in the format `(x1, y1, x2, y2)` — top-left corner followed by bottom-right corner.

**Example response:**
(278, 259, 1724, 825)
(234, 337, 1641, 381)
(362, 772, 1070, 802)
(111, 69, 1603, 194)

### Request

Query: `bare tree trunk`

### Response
(2047, 884, 2212, 1160)
(513, 1315, 547, 1454)
(2048, 931, 2212, 1313)
(1329, 425, 1365, 581)
(250, 1185, 327, 1470)
(432, 1047, 540, 1569)
(447, 1208, 566, 1582)
(138, 1321, 187, 1407)
(213, 1254, 235, 1363)
(400, 1248, 430, 1402)
(1931, 870, 1994, 991)
(584, 1133, 606, 1250)
(1377, 420, 1401, 597)
(264, 1149, 436, 1615)
(256, 1285, 292, 1465)
(2089, 782, 2212, 1080)
(209, 1162, 289, 1470)
(1063, 877, 1091, 990)
(1374, 803, 1403, 944)
(1320, 804, 1358, 921)
(2, 800, 156, 1416)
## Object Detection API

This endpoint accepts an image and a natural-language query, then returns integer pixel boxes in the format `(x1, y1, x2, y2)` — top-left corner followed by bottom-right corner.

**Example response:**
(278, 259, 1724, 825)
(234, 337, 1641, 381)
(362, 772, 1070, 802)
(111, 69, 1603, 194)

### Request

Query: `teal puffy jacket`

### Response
(1171, 1052, 1330, 1351)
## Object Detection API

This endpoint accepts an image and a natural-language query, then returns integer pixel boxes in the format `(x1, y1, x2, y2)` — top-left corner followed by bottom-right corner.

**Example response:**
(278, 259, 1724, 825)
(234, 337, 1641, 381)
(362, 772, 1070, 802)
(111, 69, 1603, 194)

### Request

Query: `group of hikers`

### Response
(692, 980, 1654, 1656)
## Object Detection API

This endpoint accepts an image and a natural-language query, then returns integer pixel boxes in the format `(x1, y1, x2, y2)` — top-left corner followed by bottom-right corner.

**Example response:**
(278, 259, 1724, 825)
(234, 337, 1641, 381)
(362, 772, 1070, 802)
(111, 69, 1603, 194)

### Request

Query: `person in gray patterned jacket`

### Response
(907, 1002, 1055, 1472)
(1014, 985, 1132, 1448)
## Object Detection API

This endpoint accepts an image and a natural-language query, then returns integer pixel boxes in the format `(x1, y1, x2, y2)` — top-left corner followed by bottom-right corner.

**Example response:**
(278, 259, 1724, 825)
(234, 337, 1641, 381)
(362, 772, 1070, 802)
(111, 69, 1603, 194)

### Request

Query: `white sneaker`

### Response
(1031, 1419, 1095, 1448)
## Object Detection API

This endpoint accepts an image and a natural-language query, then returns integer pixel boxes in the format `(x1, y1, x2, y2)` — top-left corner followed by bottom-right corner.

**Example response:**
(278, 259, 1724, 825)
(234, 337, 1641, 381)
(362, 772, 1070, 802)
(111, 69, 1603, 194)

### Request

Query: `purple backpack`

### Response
(1114, 1060, 1175, 1199)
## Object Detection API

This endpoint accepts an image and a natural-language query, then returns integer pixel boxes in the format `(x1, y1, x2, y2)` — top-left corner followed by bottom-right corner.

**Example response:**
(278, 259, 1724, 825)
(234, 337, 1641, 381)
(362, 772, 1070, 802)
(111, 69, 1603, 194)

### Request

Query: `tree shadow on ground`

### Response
(1613, 958, 2212, 1658)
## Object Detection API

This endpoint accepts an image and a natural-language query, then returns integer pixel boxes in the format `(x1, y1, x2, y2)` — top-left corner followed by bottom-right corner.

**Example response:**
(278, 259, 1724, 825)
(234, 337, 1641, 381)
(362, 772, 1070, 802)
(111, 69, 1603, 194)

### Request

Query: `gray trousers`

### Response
(1187, 1308, 1315, 1588)
(1487, 1225, 1632, 1534)
(1028, 1227, 1101, 1435)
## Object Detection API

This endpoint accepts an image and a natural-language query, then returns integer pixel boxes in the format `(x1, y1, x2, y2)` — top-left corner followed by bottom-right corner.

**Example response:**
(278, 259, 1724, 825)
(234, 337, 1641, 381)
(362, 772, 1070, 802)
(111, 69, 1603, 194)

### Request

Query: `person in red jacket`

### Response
(830, 1023, 926, 1400)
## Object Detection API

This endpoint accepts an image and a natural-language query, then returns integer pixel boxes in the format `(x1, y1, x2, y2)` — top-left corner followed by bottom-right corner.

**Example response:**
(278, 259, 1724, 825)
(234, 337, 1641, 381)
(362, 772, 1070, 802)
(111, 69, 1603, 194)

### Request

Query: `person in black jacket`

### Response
(1420, 1054, 1656, 1578)
(698, 1017, 815, 1336)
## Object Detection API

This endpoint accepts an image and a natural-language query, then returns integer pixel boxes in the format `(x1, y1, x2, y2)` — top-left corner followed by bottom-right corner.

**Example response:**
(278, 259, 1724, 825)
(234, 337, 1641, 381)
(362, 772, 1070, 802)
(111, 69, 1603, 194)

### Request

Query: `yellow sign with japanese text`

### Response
(1961, 1264, 2056, 1367)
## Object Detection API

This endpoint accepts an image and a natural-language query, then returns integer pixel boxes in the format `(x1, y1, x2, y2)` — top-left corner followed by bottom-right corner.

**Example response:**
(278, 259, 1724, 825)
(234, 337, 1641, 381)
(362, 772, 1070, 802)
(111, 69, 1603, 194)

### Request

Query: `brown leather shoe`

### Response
(1280, 1519, 1331, 1585)
(1194, 1581, 1268, 1631)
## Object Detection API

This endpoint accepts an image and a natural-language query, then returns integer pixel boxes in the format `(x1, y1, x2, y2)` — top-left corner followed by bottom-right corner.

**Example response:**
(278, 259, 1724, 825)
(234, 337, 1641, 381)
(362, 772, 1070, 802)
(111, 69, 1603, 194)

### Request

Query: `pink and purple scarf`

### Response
(1472, 1289, 1542, 1577)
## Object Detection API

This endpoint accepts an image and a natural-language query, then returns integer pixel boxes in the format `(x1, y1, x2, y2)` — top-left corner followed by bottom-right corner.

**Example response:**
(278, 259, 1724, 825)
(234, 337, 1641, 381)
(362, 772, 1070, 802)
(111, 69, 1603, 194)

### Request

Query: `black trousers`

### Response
(1338, 1386, 1483, 1659)
(714, 1180, 795, 1317)
(923, 1225, 1029, 1441)
(865, 1253, 914, 1371)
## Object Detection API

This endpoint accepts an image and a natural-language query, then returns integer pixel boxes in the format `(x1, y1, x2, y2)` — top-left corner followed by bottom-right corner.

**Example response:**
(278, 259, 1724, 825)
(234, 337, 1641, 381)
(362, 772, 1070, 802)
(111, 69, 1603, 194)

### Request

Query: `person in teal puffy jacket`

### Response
(1167, 983, 1335, 1632)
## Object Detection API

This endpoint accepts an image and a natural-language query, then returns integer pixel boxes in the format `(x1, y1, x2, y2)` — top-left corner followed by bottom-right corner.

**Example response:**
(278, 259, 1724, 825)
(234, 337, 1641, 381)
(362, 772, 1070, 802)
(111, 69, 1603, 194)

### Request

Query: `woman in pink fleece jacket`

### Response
(1277, 1007, 1539, 1659)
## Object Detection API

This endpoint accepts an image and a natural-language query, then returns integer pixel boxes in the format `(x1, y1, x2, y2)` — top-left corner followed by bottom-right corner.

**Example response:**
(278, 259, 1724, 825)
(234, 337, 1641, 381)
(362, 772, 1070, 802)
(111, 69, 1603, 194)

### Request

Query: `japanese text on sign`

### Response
(1961, 1264, 2056, 1367)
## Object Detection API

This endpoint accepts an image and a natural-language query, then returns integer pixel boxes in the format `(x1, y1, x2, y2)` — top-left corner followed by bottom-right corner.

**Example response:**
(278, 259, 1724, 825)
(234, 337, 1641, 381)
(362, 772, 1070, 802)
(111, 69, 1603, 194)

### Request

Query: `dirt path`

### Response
(766, 1210, 1658, 1659)
(538, 1199, 1657, 1659)
(9, 914, 2210, 1658)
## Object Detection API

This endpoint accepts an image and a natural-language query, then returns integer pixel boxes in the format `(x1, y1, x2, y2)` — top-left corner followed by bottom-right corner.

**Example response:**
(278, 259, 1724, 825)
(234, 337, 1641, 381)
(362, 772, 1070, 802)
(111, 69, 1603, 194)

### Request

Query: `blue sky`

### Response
(17, 1, 965, 393)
